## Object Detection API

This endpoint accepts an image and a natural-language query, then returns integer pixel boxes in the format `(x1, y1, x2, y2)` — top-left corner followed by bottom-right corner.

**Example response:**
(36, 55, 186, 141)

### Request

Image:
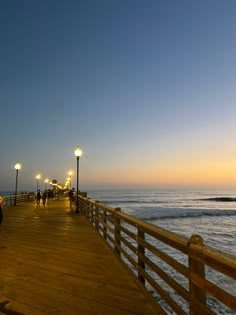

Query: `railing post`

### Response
(91, 203, 94, 222)
(87, 202, 91, 221)
(115, 208, 121, 256)
(78, 196, 83, 214)
(82, 197, 86, 214)
(188, 234, 206, 314)
(138, 228, 145, 285)
(103, 210, 107, 240)
(95, 201, 100, 231)
(86, 201, 90, 218)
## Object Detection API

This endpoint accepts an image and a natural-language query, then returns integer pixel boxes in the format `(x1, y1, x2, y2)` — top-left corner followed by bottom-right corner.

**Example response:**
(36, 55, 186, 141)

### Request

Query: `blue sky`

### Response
(1, 1, 236, 191)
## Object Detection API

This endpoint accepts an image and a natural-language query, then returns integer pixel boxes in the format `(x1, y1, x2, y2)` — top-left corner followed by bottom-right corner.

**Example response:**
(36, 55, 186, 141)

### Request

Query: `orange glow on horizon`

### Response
(82, 159, 236, 187)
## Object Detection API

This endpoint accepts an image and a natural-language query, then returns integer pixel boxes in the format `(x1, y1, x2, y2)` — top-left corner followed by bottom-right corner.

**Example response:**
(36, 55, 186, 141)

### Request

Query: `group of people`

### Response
(36, 189, 55, 206)
(36, 190, 47, 206)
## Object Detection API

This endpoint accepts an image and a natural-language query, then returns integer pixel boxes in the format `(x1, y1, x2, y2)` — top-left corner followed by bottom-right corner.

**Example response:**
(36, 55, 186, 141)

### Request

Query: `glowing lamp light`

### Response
(36, 174, 41, 191)
(74, 146, 82, 158)
(44, 178, 49, 190)
(15, 163, 22, 170)
(68, 171, 73, 189)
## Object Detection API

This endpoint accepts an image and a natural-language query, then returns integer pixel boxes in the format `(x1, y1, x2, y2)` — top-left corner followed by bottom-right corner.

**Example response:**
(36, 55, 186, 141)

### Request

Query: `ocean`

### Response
(87, 189, 236, 314)
(87, 189, 236, 256)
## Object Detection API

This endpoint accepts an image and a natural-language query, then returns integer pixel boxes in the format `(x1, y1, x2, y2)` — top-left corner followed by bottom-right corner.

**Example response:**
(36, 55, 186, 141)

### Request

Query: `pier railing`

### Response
(3, 194, 30, 207)
(78, 196, 236, 315)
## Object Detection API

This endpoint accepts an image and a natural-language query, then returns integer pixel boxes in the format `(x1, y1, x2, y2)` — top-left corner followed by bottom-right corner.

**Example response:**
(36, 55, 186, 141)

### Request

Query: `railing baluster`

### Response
(138, 228, 145, 285)
(103, 210, 107, 240)
(95, 201, 100, 231)
(86, 201, 90, 219)
(115, 207, 121, 256)
(188, 234, 206, 314)
(78, 196, 83, 213)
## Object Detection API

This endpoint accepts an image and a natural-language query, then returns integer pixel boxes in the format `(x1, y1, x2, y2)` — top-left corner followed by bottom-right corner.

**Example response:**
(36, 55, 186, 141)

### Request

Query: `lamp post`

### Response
(44, 178, 49, 190)
(68, 171, 73, 189)
(74, 146, 82, 213)
(36, 174, 41, 191)
(14, 163, 21, 206)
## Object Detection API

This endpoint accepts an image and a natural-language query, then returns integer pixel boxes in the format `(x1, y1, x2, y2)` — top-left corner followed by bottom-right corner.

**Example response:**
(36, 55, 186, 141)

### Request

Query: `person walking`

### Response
(42, 190, 47, 206)
(68, 188, 75, 207)
(0, 196, 4, 224)
(36, 190, 41, 206)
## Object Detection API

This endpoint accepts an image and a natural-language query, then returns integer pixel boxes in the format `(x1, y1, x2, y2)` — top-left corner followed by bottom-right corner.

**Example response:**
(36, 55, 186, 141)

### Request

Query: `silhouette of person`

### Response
(69, 188, 75, 207)
(36, 190, 41, 205)
(42, 190, 47, 206)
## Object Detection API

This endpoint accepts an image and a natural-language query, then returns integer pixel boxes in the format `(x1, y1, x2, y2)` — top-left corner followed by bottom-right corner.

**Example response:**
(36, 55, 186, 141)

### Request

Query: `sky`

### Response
(1, 0, 236, 192)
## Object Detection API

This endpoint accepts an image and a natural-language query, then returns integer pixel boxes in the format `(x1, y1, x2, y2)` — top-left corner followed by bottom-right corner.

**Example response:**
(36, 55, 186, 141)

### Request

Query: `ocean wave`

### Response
(126, 208, 236, 221)
(102, 199, 165, 204)
(199, 197, 236, 202)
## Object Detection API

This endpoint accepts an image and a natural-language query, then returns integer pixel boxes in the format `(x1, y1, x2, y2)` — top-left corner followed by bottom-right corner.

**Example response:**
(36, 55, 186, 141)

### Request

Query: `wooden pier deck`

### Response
(0, 197, 158, 315)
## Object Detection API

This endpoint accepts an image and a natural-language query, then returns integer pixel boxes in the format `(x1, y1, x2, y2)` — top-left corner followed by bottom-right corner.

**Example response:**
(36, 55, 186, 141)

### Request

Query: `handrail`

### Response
(3, 194, 30, 207)
(78, 196, 236, 315)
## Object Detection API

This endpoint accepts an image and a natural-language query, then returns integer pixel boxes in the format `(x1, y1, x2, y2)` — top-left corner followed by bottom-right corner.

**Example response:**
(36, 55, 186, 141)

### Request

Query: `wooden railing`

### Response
(3, 194, 30, 207)
(78, 196, 236, 315)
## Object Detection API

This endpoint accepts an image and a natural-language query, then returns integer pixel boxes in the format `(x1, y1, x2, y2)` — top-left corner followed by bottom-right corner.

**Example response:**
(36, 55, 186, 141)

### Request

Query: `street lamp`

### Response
(74, 146, 82, 213)
(44, 178, 49, 190)
(68, 171, 73, 189)
(36, 174, 41, 191)
(14, 163, 22, 206)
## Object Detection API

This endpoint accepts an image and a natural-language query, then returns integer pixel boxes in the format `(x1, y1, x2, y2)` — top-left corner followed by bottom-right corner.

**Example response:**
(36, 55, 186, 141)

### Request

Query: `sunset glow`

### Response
(1, 1, 236, 191)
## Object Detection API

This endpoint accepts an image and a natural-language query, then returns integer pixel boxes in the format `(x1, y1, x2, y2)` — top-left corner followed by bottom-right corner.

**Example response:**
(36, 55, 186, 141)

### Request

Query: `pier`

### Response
(0, 194, 235, 314)
(0, 197, 158, 315)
